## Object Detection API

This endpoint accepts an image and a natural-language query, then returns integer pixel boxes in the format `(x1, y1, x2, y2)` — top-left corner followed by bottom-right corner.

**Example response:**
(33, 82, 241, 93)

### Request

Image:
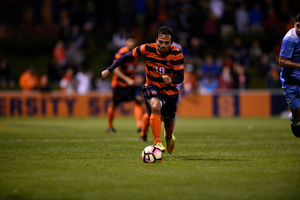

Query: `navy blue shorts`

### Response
(112, 86, 142, 105)
(142, 85, 178, 118)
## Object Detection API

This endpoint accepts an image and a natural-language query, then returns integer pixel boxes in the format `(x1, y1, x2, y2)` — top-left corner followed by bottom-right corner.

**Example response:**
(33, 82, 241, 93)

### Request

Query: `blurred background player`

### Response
(39, 74, 52, 92)
(19, 66, 40, 91)
(279, 13, 300, 138)
(102, 26, 184, 154)
(106, 33, 143, 133)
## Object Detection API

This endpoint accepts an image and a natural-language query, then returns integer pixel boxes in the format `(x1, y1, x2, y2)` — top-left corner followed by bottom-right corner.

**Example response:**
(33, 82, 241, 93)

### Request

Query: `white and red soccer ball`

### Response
(142, 145, 163, 163)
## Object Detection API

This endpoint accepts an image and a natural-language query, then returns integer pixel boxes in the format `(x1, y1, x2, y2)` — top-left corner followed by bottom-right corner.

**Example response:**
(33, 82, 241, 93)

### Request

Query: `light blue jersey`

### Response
(280, 28, 300, 94)
(280, 28, 300, 110)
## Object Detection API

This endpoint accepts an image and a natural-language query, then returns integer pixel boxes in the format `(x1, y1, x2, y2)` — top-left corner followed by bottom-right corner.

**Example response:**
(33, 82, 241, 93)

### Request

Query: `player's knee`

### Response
(149, 98, 161, 114)
(135, 98, 143, 105)
(151, 104, 161, 114)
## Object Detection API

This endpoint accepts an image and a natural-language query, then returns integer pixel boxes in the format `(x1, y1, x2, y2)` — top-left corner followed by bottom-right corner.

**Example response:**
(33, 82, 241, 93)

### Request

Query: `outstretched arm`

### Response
(101, 52, 135, 80)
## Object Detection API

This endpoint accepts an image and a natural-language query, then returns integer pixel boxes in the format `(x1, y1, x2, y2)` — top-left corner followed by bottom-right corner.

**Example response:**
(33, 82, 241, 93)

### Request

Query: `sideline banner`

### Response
(0, 91, 287, 117)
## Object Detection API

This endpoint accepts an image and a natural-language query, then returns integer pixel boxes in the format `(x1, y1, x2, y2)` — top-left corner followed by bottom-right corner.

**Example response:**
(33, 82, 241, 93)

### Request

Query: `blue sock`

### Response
(289, 112, 299, 126)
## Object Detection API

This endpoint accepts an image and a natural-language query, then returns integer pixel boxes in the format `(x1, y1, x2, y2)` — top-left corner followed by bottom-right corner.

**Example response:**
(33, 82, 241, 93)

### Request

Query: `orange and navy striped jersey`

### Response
(132, 43, 184, 97)
(111, 46, 138, 88)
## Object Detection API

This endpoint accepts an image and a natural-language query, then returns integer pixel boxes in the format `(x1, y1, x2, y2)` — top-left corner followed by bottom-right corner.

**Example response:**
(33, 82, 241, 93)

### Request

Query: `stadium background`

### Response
(0, 0, 299, 117)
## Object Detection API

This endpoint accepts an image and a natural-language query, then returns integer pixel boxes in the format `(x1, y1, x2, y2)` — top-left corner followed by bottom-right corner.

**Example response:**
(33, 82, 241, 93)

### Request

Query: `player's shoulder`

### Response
(169, 45, 183, 58)
(145, 43, 156, 48)
(283, 28, 299, 43)
(171, 45, 182, 53)
(172, 42, 182, 51)
(140, 43, 157, 54)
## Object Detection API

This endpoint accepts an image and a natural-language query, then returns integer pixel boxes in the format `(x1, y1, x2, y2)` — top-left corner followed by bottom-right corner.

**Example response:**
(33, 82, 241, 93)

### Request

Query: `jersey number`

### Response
(154, 66, 165, 75)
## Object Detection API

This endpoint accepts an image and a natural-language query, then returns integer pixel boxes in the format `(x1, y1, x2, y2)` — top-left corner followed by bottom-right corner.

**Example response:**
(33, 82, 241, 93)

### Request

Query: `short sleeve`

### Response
(280, 36, 295, 59)
(132, 44, 146, 58)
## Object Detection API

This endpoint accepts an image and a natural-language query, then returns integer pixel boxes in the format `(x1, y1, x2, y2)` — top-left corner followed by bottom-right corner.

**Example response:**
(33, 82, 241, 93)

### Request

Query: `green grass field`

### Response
(0, 117, 299, 200)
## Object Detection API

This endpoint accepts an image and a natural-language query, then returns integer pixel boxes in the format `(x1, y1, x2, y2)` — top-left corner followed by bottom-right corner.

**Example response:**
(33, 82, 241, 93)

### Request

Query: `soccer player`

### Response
(106, 33, 143, 133)
(140, 41, 183, 142)
(279, 13, 300, 137)
(102, 26, 184, 154)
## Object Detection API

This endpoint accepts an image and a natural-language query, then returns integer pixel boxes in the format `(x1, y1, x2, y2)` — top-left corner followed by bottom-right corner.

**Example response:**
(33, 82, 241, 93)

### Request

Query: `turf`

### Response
(0, 117, 299, 200)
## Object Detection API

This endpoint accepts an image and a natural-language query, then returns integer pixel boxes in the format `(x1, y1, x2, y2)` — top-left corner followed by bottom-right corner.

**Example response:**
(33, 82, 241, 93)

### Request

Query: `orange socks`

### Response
(107, 107, 115, 128)
(150, 113, 162, 144)
(140, 113, 150, 137)
(134, 104, 143, 129)
(164, 121, 175, 139)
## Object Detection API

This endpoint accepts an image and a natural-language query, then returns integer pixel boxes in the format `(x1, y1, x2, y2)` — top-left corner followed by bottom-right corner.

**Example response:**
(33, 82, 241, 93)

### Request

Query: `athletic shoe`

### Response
(140, 135, 147, 142)
(165, 135, 176, 154)
(107, 127, 116, 133)
(155, 143, 166, 152)
(291, 124, 300, 138)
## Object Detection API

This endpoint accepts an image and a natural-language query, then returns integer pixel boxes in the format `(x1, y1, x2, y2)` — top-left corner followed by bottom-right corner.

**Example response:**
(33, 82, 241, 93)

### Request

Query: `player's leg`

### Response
(142, 85, 165, 151)
(148, 97, 163, 145)
(163, 116, 176, 154)
(284, 89, 300, 137)
(163, 116, 175, 138)
(161, 97, 177, 154)
(134, 95, 143, 132)
(140, 112, 150, 142)
(107, 87, 121, 133)
(107, 102, 118, 133)
(290, 106, 300, 137)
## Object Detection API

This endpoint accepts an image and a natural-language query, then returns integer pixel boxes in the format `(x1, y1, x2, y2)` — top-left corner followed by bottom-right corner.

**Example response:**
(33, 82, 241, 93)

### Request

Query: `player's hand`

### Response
(126, 78, 135, 86)
(134, 75, 144, 86)
(101, 69, 110, 80)
(162, 75, 172, 84)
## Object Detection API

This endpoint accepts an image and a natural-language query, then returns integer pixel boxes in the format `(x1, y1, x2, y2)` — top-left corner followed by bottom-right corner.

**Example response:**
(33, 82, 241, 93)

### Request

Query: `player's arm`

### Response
(278, 36, 300, 68)
(278, 56, 300, 68)
(162, 70, 184, 84)
(102, 44, 145, 80)
(101, 52, 135, 80)
(163, 52, 184, 84)
(114, 67, 134, 86)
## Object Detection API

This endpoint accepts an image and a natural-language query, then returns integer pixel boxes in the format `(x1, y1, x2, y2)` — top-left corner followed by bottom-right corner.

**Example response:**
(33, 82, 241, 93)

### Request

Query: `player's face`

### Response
(295, 22, 300, 37)
(126, 38, 136, 51)
(156, 34, 172, 55)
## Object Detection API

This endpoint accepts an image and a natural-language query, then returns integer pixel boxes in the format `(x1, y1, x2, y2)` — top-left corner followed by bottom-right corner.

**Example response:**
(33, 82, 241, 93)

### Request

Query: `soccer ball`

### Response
(142, 145, 163, 163)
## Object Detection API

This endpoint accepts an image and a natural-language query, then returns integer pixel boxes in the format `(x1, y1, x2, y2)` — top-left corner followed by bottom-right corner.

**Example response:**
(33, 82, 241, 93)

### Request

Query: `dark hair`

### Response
(295, 13, 300, 22)
(157, 26, 174, 42)
(126, 33, 136, 40)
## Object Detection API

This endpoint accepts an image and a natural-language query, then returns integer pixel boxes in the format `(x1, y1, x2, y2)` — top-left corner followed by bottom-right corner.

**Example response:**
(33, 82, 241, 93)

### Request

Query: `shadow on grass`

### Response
(179, 156, 249, 162)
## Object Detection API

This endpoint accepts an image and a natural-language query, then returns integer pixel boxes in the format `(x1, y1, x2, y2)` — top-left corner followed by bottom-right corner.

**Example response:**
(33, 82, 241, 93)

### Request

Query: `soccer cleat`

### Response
(165, 135, 176, 154)
(291, 124, 300, 138)
(107, 127, 116, 133)
(155, 143, 166, 153)
(140, 135, 147, 142)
